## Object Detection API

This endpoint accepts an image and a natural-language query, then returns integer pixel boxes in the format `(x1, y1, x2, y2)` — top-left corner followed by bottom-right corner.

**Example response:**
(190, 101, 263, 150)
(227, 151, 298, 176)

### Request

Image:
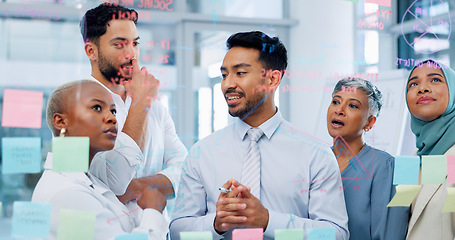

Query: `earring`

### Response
(60, 128, 66, 137)
(364, 127, 370, 132)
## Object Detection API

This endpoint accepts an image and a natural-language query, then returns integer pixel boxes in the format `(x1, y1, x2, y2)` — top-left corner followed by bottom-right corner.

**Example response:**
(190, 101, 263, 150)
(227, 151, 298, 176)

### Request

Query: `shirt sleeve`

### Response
(264, 149, 349, 240)
(156, 102, 188, 196)
(133, 208, 168, 239)
(48, 188, 167, 240)
(89, 131, 144, 195)
(169, 145, 224, 240)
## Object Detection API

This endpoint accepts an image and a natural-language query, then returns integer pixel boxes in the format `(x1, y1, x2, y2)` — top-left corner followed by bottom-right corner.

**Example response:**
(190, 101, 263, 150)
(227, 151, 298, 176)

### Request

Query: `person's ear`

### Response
(268, 69, 282, 92)
(84, 42, 98, 61)
(364, 116, 377, 131)
(261, 68, 282, 93)
(53, 113, 68, 132)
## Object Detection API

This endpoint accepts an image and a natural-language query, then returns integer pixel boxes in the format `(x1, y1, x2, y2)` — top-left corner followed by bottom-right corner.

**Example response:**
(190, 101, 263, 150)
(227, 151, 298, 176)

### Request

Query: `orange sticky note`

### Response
(2, 89, 43, 128)
(232, 228, 263, 240)
(448, 156, 455, 184)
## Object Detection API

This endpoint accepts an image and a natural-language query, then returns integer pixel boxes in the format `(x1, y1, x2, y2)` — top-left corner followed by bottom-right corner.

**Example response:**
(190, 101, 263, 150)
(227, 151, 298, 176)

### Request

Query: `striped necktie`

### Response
(241, 128, 264, 199)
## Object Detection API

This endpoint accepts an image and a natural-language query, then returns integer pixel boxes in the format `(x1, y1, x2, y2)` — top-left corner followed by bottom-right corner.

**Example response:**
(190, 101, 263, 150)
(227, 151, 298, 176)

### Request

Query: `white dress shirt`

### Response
(170, 110, 349, 240)
(31, 153, 168, 240)
(87, 77, 187, 196)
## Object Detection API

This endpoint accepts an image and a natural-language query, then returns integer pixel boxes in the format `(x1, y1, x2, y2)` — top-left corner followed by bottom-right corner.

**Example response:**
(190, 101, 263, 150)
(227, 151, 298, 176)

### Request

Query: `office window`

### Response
(398, 0, 453, 68)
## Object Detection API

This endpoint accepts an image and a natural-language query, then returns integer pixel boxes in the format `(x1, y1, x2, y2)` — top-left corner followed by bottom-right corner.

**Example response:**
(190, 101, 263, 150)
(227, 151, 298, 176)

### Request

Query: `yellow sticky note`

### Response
(443, 187, 455, 212)
(57, 209, 96, 240)
(387, 185, 422, 207)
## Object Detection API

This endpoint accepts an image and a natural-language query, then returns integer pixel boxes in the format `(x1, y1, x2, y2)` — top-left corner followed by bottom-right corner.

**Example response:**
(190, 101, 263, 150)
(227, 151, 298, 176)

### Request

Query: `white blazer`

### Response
(406, 144, 455, 240)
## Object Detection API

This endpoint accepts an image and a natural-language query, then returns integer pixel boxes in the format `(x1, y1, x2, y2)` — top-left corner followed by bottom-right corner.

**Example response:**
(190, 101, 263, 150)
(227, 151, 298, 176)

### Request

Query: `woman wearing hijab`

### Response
(405, 60, 455, 240)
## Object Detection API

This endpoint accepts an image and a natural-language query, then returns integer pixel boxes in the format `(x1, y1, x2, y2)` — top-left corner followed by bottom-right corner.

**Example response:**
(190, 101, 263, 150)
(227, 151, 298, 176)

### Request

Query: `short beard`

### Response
(229, 91, 268, 120)
(98, 48, 123, 84)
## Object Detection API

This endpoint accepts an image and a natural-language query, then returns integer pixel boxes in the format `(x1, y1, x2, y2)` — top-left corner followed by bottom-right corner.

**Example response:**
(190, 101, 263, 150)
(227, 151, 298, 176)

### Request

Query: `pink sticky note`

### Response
(365, 0, 391, 7)
(447, 156, 455, 184)
(232, 228, 263, 240)
(2, 89, 43, 129)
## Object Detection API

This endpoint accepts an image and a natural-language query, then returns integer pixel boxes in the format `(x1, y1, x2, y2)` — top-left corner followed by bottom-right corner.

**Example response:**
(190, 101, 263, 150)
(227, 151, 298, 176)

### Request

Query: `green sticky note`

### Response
(307, 228, 335, 240)
(57, 209, 96, 240)
(387, 185, 422, 207)
(443, 187, 455, 212)
(53, 137, 89, 172)
(180, 231, 213, 240)
(275, 229, 304, 240)
(421, 155, 447, 184)
(2, 137, 41, 174)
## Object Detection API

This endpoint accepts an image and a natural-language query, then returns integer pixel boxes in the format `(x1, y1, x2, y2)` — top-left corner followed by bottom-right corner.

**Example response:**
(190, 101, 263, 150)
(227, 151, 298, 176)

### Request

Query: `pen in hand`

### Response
(219, 187, 232, 193)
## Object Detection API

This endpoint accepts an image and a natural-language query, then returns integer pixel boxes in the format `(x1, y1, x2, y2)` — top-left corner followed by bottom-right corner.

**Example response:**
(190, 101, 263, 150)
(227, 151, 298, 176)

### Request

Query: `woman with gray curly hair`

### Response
(326, 77, 409, 240)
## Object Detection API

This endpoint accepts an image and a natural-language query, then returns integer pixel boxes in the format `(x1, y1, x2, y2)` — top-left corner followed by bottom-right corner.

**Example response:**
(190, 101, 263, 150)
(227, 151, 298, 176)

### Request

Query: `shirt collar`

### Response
(88, 76, 114, 94)
(44, 152, 110, 194)
(236, 108, 283, 141)
(89, 76, 130, 106)
(44, 152, 93, 186)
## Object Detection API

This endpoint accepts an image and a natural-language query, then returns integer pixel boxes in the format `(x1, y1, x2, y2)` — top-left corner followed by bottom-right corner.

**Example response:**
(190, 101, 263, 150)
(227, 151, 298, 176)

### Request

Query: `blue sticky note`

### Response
(53, 137, 89, 172)
(421, 155, 447, 184)
(11, 201, 51, 238)
(393, 156, 420, 185)
(115, 233, 148, 240)
(307, 228, 336, 240)
(2, 137, 41, 174)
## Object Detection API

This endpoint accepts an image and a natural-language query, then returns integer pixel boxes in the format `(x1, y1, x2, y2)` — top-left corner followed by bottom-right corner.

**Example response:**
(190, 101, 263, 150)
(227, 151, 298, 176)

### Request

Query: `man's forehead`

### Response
(222, 47, 261, 68)
(104, 19, 138, 36)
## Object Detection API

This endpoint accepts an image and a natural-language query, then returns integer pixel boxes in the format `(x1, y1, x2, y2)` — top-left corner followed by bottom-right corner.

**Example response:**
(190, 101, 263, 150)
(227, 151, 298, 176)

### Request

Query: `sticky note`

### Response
(421, 155, 446, 184)
(11, 201, 51, 238)
(115, 233, 148, 240)
(387, 185, 422, 207)
(52, 137, 89, 172)
(57, 209, 96, 240)
(180, 231, 213, 240)
(232, 228, 263, 240)
(275, 228, 304, 240)
(443, 187, 455, 212)
(2, 137, 41, 174)
(365, 0, 391, 7)
(447, 156, 455, 184)
(2, 89, 43, 128)
(307, 228, 336, 240)
(393, 156, 420, 185)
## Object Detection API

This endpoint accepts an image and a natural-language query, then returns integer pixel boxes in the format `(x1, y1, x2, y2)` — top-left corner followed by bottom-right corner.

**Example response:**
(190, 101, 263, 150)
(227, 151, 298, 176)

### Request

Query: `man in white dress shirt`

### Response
(80, 3, 187, 210)
(170, 31, 349, 239)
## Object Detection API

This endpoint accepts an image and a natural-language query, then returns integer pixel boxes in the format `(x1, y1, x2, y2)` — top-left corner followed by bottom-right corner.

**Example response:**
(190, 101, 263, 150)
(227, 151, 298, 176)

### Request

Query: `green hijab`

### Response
(406, 60, 455, 156)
